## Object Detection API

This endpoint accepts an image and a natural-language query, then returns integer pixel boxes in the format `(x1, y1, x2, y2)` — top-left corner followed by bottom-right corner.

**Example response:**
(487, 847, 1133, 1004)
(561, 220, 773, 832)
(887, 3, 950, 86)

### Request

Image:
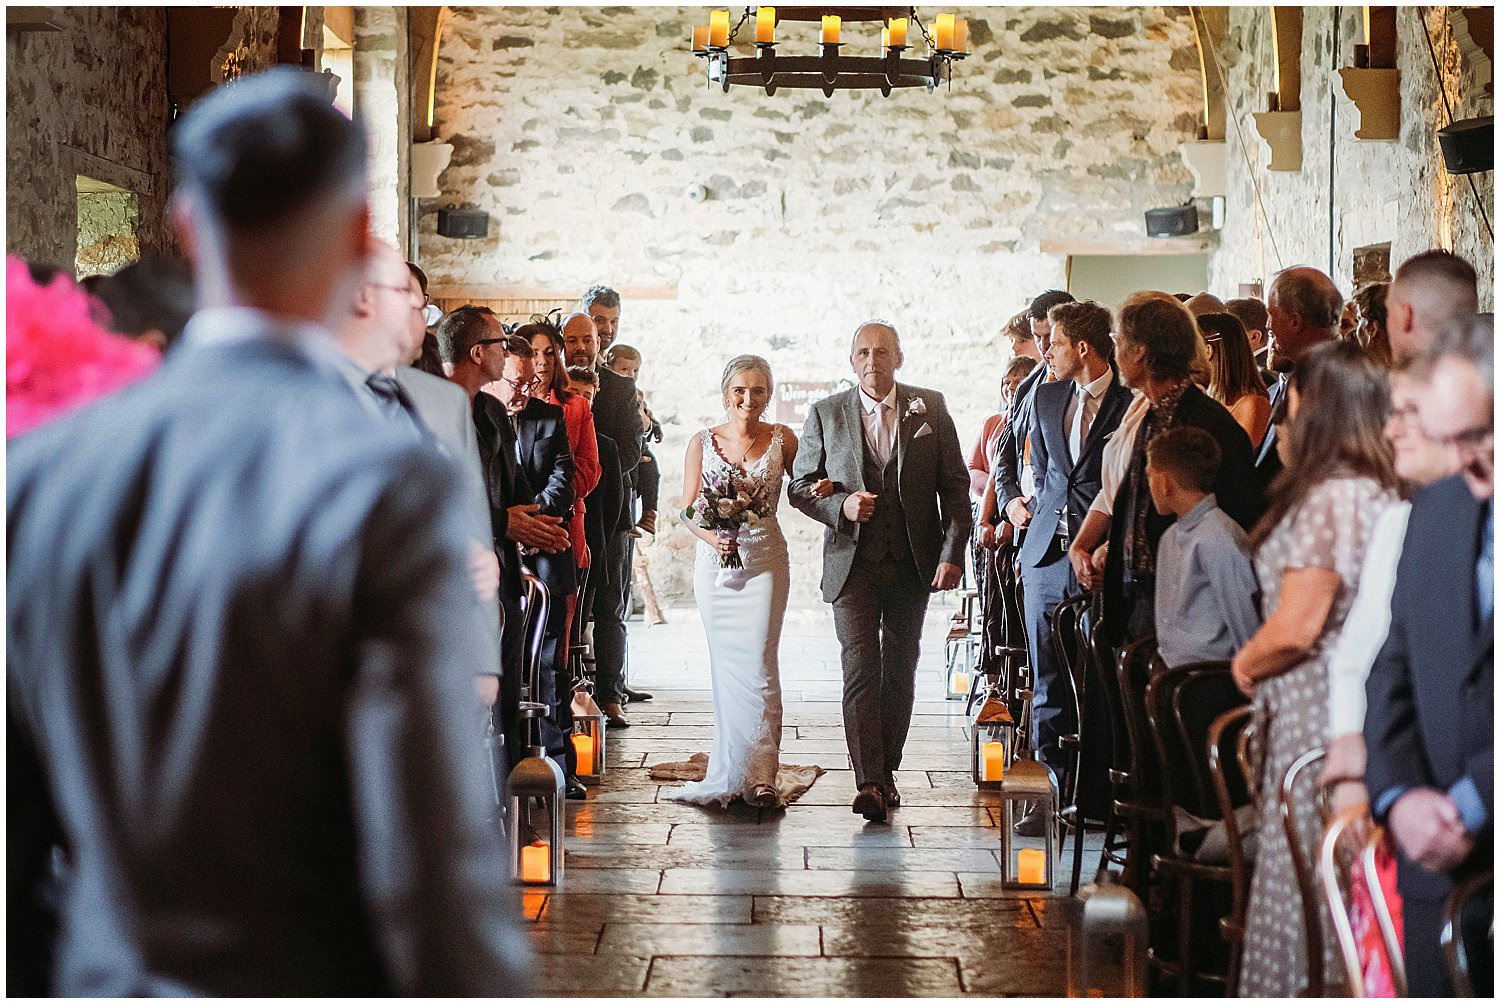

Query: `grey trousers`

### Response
(832, 555, 931, 789)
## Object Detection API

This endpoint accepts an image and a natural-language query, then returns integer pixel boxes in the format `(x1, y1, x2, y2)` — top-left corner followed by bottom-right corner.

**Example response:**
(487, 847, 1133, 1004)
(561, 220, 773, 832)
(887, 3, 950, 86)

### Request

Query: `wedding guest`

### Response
(1339, 298, 1361, 341)
(7, 68, 527, 996)
(405, 261, 445, 377)
(1365, 315, 1493, 997)
(1385, 249, 1479, 363)
(1183, 291, 1226, 316)
(1231, 341, 1399, 997)
(1003, 309, 1043, 364)
(1225, 295, 1274, 384)
(491, 334, 580, 797)
(1256, 266, 1344, 486)
(1097, 296, 1261, 644)
(1350, 281, 1393, 369)
(91, 254, 195, 352)
(1147, 427, 1261, 669)
(972, 356, 1039, 507)
(604, 344, 662, 537)
(1197, 312, 1271, 449)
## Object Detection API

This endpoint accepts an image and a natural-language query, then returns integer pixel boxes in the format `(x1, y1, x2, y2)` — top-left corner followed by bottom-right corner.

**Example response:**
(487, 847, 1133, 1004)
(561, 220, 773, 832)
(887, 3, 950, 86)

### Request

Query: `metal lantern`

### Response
(508, 753, 565, 886)
(999, 758, 1056, 891)
(1068, 882, 1150, 997)
(970, 696, 1016, 789)
(945, 660, 972, 701)
(569, 687, 607, 785)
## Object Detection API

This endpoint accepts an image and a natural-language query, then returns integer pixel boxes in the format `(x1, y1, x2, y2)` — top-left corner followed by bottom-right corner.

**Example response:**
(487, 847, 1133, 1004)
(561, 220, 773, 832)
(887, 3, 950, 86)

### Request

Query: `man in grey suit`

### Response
(6, 70, 528, 995)
(790, 321, 972, 821)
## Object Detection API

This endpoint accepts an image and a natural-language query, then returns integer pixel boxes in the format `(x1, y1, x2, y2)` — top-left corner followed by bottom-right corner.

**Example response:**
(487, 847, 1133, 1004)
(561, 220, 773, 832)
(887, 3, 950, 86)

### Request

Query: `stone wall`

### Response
(426, 5, 1206, 604)
(1210, 6, 1494, 305)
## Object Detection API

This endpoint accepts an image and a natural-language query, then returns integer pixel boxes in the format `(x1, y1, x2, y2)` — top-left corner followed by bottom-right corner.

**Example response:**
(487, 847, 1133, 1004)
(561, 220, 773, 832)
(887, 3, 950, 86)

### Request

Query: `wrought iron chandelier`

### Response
(689, 7, 969, 97)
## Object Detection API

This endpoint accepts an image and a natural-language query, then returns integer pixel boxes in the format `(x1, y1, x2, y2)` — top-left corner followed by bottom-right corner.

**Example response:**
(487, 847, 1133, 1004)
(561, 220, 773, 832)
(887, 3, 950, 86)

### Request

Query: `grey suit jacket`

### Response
(7, 330, 530, 996)
(789, 383, 972, 603)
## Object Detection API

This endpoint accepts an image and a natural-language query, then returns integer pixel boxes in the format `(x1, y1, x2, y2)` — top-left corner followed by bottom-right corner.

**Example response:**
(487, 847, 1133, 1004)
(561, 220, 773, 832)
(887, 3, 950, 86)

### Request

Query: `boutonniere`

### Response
(905, 396, 927, 420)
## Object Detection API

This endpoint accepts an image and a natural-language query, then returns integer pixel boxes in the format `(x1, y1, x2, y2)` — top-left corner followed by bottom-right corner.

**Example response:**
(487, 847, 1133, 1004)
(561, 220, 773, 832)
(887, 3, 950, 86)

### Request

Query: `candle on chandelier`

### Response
(889, 17, 908, 47)
(934, 13, 955, 51)
(691, 24, 709, 52)
(571, 733, 595, 776)
(1017, 848, 1046, 885)
(709, 9, 730, 47)
(955, 18, 970, 53)
(520, 840, 551, 883)
(821, 14, 841, 45)
(981, 742, 1005, 782)
(756, 6, 775, 44)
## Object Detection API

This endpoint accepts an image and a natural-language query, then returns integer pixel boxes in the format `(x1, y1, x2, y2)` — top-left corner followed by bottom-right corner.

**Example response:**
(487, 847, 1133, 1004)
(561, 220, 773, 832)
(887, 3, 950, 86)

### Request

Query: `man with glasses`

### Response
(1365, 314, 1494, 997)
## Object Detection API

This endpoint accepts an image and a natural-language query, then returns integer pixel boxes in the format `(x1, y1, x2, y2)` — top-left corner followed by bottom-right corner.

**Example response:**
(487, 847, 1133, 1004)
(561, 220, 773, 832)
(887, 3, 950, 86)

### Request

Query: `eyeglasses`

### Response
(474, 337, 509, 349)
(368, 282, 423, 306)
(496, 374, 539, 393)
(1423, 420, 1493, 455)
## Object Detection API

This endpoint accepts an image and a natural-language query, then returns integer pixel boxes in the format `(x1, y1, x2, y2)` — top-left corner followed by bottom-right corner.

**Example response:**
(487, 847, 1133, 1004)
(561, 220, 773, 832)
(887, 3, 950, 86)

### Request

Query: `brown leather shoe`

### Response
(852, 784, 888, 822)
(602, 702, 631, 729)
(882, 779, 901, 808)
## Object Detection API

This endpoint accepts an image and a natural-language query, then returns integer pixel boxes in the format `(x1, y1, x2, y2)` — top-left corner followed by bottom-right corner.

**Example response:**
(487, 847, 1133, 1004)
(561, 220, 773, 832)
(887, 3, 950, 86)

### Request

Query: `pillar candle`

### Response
(821, 15, 840, 44)
(691, 25, 708, 52)
(709, 9, 730, 47)
(981, 742, 1005, 781)
(951, 672, 969, 696)
(521, 840, 551, 883)
(889, 17, 908, 47)
(955, 18, 969, 53)
(756, 6, 775, 44)
(934, 13, 955, 51)
(571, 733, 595, 776)
(1018, 848, 1046, 885)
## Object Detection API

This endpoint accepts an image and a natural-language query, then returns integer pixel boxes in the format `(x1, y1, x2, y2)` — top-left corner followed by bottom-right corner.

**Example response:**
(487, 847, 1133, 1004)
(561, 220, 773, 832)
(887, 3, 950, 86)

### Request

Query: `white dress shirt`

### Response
(1087, 390, 1150, 519)
(1066, 367, 1114, 462)
(858, 385, 898, 466)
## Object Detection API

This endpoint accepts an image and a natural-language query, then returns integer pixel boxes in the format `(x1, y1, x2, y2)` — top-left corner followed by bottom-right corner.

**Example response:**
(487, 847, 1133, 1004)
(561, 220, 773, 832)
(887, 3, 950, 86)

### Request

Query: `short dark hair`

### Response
(1119, 298, 1199, 381)
(1028, 289, 1075, 322)
(1394, 249, 1478, 299)
(581, 284, 620, 312)
(1048, 300, 1114, 361)
(435, 304, 498, 364)
(1004, 355, 1040, 381)
(93, 255, 196, 348)
(1224, 297, 1269, 335)
(565, 365, 600, 390)
(406, 261, 429, 296)
(503, 333, 534, 359)
(1147, 426, 1222, 493)
(605, 343, 641, 365)
(170, 67, 367, 233)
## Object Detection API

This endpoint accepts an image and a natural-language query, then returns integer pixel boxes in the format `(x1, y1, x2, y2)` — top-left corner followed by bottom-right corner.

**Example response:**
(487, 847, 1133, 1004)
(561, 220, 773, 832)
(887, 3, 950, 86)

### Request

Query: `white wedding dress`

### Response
(665, 426, 790, 807)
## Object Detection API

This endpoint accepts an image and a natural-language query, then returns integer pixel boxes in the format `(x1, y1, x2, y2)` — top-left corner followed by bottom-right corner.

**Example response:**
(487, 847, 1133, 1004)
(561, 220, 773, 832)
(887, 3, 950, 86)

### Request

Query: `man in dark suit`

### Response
(5, 69, 528, 997)
(1224, 296, 1274, 387)
(1365, 316, 1493, 996)
(1102, 297, 1263, 646)
(789, 321, 972, 821)
(1255, 267, 1343, 486)
(490, 335, 581, 794)
(992, 289, 1076, 531)
(1002, 301, 1130, 827)
(563, 308, 643, 726)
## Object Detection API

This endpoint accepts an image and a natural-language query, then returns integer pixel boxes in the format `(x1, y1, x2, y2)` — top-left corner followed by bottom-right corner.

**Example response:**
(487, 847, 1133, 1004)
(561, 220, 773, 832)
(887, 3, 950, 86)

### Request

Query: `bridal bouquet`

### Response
(684, 470, 769, 569)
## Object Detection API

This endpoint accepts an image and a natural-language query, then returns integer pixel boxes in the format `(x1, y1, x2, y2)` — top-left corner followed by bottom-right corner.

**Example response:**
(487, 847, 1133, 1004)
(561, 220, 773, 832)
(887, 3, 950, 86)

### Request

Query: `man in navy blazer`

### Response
(992, 289, 1076, 525)
(1365, 316, 1493, 996)
(1002, 301, 1130, 820)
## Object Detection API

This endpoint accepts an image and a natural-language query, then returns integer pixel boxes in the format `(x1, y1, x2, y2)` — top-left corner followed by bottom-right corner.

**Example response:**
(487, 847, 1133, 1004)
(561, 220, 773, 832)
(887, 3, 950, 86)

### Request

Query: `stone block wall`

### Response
(426, 5, 1205, 603)
(1209, 6, 1493, 306)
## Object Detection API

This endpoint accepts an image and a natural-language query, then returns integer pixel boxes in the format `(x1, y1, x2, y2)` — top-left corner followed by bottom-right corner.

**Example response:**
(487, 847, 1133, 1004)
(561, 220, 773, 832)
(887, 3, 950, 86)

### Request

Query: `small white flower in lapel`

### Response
(905, 396, 927, 420)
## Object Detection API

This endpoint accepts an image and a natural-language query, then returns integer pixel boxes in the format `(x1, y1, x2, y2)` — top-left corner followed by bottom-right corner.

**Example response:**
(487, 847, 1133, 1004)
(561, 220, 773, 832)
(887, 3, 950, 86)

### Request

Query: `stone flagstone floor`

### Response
(524, 599, 1093, 997)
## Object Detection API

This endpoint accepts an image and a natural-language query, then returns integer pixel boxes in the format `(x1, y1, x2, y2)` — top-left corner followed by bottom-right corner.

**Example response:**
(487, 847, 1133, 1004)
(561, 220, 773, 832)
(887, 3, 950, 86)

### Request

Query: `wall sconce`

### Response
(410, 140, 454, 199)
(1252, 7, 1304, 171)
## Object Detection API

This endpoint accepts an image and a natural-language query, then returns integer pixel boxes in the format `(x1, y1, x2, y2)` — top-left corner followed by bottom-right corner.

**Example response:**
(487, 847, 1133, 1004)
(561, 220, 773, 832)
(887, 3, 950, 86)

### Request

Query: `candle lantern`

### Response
(999, 758, 1056, 891)
(970, 696, 1016, 789)
(569, 687, 607, 785)
(1067, 882, 1150, 997)
(945, 665, 971, 701)
(508, 753, 565, 886)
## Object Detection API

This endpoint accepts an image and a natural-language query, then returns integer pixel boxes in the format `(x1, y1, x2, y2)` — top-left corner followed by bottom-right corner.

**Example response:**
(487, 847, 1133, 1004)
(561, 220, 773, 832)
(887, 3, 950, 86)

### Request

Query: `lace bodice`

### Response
(695, 425, 788, 573)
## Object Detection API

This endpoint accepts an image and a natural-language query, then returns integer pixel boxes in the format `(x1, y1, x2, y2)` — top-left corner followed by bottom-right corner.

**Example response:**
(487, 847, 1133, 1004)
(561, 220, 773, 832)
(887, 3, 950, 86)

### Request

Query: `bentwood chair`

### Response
(1114, 637, 1165, 903)
(517, 570, 552, 754)
(1320, 805, 1371, 996)
(1279, 746, 1332, 996)
(1361, 826, 1408, 997)
(1442, 870, 1494, 997)
(1088, 615, 1134, 886)
(1207, 704, 1256, 990)
(1049, 593, 1092, 891)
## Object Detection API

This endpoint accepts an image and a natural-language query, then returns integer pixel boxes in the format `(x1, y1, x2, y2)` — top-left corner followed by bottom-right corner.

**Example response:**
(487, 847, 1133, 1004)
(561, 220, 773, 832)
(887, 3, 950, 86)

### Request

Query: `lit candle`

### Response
(756, 6, 775, 44)
(955, 18, 970, 53)
(709, 9, 730, 47)
(691, 25, 709, 53)
(889, 17, 908, 47)
(934, 13, 955, 51)
(1018, 847, 1046, 885)
(981, 741, 1005, 781)
(1362, 4, 1372, 45)
(951, 672, 969, 696)
(571, 733, 595, 776)
(821, 14, 840, 45)
(521, 840, 551, 883)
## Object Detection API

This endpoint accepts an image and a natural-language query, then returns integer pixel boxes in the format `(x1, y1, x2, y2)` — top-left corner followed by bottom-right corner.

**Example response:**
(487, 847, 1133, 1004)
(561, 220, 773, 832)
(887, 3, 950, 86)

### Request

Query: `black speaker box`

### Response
(1438, 116, 1493, 175)
(1145, 204, 1199, 238)
(437, 208, 490, 239)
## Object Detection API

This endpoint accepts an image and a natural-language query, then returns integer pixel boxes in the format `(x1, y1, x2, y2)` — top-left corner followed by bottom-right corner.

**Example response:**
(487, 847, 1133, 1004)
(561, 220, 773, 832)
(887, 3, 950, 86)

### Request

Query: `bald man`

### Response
(1387, 249, 1480, 364)
(1257, 266, 1344, 483)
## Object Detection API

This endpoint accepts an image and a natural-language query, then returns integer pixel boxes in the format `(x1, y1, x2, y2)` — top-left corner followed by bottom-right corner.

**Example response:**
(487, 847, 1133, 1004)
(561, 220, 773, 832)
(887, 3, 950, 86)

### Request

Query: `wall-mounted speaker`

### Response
(437, 208, 489, 239)
(1438, 116, 1493, 175)
(1145, 204, 1199, 238)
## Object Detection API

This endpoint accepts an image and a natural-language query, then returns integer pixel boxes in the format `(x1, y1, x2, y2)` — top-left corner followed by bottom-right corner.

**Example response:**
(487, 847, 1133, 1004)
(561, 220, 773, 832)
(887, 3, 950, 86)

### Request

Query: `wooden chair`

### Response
(1113, 636, 1165, 903)
(1278, 746, 1331, 996)
(1442, 870, 1493, 997)
(1319, 805, 1370, 995)
(1048, 593, 1092, 891)
(1086, 614, 1134, 885)
(1207, 704, 1256, 990)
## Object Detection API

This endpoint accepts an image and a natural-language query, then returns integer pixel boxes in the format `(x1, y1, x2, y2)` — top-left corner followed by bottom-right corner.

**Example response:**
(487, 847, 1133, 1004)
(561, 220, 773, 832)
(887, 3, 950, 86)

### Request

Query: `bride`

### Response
(665, 355, 806, 809)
